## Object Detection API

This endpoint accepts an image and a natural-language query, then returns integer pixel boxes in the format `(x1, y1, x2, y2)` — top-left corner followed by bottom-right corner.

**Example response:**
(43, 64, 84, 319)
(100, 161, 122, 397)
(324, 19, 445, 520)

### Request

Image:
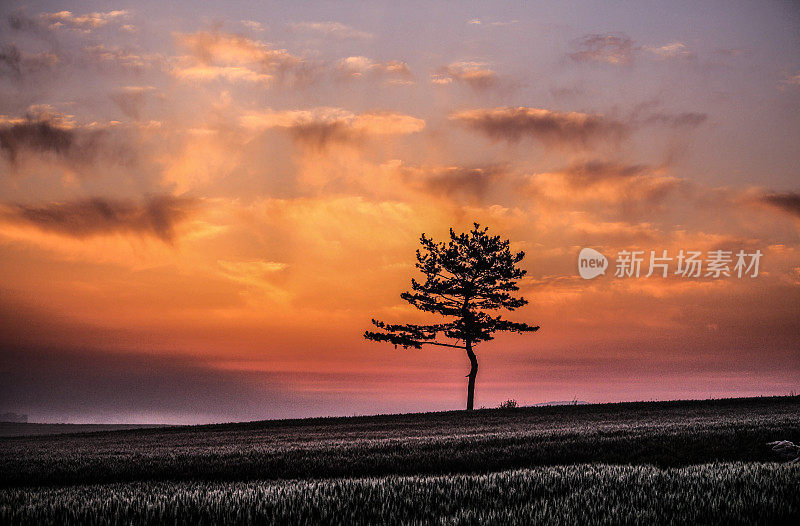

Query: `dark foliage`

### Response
(365, 224, 539, 409)
(365, 223, 538, 349)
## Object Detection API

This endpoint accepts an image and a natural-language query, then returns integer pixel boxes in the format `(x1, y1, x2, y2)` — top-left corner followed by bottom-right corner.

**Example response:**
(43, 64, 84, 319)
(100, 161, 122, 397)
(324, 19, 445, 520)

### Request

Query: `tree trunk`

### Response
(465, 340, 478, 410)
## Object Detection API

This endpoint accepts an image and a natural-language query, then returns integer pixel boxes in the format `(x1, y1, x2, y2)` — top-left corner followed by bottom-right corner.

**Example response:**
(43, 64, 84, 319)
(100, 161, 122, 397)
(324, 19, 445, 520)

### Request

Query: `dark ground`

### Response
(0, 422, 170, 438)
(1, 396, 798, 487)
(2, 396, 799, 525)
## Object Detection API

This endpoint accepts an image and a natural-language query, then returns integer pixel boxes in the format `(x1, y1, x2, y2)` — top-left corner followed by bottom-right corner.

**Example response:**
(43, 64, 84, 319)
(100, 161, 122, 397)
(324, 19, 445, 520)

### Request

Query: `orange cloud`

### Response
(643, 42, 696, 61)
(337, 56, 411, 83)
(217, 259, 292, 303)
(432, 61, 498, 89)
(176, 31, 300, 67)
(39, 10, 129, 31)
(173, 30, 311, 86)
(528, 161, 683, 208)
(173, 65, 272, 83)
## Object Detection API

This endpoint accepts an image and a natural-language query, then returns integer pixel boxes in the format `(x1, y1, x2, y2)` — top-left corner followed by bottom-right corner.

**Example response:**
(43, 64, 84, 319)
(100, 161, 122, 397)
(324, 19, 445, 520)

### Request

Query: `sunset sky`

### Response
(1, 1, 798, 424)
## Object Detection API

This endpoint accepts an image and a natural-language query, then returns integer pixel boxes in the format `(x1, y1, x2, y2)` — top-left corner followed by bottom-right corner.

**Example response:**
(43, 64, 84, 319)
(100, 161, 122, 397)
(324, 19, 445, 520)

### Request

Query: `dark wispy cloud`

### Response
(0, 113, 104, 164)
(109, 86, 155, 119)
(400, 164, 510, 202)
(561, 160, 651, 183)
(0, 44, 59, 79)
(289, 121, 349, 148)
(760, 192, 800, 218)
(644, 112, 708, 128)
(1, 195, 199, 243)
(7, 13, 40, 33)
(549, 85, 589, 101)
(0, 106, 146, 168)
(450, 106, 627, 147)
(568, 34, 701, 66)
(568, 33, 635, 65)
(0, 43, 21, 76)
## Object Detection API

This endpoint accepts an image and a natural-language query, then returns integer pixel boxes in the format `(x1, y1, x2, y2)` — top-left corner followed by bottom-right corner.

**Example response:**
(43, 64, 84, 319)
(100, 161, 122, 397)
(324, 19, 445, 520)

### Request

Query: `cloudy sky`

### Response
(1, 1, 798, 423)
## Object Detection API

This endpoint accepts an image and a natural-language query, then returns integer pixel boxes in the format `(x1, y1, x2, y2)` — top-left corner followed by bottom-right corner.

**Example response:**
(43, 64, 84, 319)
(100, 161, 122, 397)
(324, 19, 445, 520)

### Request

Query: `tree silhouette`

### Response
(365, 223, 539, 410)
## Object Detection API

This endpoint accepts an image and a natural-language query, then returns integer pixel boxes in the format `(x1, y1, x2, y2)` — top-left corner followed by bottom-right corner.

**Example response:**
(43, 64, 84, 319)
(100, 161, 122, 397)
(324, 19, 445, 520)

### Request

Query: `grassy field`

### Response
(1, 396, 798, 524)
(2, 463, 797, 525)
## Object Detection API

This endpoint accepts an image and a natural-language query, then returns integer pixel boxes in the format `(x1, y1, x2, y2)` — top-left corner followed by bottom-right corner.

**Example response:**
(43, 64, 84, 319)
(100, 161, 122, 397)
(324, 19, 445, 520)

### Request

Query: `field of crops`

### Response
(1, 397, 798, 524)
(2, 463, 798, 525)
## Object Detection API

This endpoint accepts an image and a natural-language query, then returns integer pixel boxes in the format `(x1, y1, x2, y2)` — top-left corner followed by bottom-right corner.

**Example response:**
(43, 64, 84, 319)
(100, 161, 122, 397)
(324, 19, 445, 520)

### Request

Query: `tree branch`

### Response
(419, 341, 466, 349)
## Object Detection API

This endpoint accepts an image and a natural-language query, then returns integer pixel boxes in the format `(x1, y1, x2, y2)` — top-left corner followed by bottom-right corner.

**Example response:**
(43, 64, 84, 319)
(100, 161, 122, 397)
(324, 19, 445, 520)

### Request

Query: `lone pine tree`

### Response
(365, 223, 539, 410)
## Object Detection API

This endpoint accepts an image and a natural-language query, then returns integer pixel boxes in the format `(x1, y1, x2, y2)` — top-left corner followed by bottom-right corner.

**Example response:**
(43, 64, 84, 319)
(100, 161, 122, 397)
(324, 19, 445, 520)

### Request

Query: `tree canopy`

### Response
(365, 223, 539, 410)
